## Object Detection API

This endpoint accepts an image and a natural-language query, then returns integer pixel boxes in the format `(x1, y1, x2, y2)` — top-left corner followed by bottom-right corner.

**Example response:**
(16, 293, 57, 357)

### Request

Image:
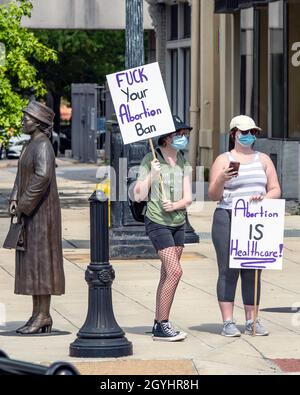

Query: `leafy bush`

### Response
(0, 0, 57, 145)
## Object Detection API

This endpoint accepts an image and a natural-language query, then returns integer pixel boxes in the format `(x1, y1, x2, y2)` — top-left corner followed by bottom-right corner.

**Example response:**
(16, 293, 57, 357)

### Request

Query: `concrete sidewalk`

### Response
(0, 157, 84, 169)
(0, 165, 300, 375)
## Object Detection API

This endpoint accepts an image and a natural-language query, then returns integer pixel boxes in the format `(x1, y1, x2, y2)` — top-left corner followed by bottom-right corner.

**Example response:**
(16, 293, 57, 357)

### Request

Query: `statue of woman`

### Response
(9, 100, 65, 334)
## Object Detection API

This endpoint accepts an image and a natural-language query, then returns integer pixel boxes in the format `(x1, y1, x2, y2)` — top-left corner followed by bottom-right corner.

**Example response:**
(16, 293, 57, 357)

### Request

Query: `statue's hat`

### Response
(22, 101, 55, 126)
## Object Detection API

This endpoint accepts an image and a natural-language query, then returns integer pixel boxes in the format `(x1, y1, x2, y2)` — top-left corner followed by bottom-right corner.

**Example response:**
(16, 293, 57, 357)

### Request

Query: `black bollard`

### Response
(69, 190, 133, 357)
(184, 213, 200, 244)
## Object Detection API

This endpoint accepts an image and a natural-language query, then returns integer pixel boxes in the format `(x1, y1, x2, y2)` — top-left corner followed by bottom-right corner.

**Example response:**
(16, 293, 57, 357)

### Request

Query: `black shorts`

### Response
(145, 216, 185, 252)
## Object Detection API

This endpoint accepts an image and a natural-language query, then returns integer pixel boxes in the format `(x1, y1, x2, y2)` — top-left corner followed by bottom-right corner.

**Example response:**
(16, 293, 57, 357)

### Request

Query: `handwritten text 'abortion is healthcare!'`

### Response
(229, 198, 285, 270)
(106, 62, 175, 145)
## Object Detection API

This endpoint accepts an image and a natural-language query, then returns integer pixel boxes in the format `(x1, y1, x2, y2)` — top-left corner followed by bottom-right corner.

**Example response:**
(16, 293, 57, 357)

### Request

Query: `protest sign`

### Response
(229, 198, 285, 270)
(106, 62, 175, 145)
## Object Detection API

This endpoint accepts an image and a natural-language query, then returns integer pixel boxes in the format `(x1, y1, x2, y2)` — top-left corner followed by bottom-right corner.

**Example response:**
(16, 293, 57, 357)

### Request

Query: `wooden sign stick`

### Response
(148, 138, 167, 200)
(253, 269, 258, 336)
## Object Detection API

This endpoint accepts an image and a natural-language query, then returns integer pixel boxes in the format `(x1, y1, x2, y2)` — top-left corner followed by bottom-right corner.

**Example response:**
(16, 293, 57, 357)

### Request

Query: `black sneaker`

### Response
(151, 319, 158, 335)
(152, 320, 186, 342)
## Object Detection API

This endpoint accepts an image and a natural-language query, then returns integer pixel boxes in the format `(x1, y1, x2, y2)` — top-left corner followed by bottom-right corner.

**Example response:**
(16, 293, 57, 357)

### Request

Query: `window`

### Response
(254, 7, 268, 135)
(183, 3, 191, 39)
(238, 1, 299, 140)
(240, 8, 254, 117)
(288, 0, 300, 138)
(170, 5, 178, 40)
(171, 49, 178, 114)
(183, 48, 191, 122)
(167, 2, 191, 122)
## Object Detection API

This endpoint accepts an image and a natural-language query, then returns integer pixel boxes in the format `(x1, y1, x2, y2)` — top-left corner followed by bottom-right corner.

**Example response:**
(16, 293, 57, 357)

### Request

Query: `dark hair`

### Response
(228, 129, 237, 151)
(228, 127, 259, 151)
(158, 133, 172, 147)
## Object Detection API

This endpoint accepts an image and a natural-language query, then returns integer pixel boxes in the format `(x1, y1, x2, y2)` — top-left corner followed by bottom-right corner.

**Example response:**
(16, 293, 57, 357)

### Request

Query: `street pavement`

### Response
(0, 158, 300, 375)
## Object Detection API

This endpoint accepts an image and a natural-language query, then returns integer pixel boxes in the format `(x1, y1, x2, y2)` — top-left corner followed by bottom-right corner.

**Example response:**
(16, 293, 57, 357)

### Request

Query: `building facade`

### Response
(147, 0, 192, 123)
(147, 0, 220, 175)
(216, 0, 300, 199)
(147, 0, 300, 199)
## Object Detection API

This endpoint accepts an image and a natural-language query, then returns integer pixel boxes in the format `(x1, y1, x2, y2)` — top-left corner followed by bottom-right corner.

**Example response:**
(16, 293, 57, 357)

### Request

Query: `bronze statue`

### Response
(9, 101, 65, 334)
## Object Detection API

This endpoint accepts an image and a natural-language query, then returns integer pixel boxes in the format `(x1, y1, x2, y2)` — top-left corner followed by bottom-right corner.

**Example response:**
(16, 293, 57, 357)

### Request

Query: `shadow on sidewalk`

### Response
(260, 307, 300, 313)
(0, 322, 71, 337)
(122, 326, 153, 335)
(189, 323, 244, 335)
(55, 167, 97, 184)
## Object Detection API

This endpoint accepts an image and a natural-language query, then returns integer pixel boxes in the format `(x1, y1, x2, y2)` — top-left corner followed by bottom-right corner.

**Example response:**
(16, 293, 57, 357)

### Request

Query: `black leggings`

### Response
(212, 208, 261, 305)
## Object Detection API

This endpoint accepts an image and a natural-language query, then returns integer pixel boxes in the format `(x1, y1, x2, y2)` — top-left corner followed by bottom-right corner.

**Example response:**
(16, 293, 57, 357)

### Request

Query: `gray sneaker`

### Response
(221, 320, 241, 337)
(245, 318, 269, 336)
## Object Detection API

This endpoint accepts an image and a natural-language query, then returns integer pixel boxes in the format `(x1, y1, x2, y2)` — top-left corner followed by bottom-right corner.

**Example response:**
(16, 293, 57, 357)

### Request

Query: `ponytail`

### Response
(228, 129, 237, 151)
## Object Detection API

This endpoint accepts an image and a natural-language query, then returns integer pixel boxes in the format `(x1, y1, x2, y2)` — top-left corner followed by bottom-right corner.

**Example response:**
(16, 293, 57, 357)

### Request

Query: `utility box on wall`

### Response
(71, 84, 98, 163)
(254, 139, 300, 200)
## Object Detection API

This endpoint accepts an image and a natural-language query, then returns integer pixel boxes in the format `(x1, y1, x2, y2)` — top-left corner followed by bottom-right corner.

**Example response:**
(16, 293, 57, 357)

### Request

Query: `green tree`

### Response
(0, 0, 57, 145)
(33, 30, 125, 131)
(34, 30, 125, 98)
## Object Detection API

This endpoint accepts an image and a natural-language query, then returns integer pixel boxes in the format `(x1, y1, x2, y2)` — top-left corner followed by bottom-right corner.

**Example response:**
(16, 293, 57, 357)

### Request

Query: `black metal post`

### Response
(184, 212, 199, 244)
(69, 191, 133, 357)
(126, 0, 144, 69)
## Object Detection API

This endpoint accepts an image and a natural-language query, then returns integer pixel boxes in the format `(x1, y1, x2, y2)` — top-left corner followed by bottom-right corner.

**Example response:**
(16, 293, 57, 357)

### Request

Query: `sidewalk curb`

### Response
(0, 158, 99, 169)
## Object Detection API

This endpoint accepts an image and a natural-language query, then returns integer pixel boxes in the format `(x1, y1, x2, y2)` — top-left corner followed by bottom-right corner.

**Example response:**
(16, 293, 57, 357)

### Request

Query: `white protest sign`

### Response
(229, 198, 285, 270)
(106, 62, 175, 144)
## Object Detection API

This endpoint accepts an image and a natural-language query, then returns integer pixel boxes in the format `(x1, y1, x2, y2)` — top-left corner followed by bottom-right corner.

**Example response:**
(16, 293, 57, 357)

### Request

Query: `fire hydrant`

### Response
(95, 167, 111, 227)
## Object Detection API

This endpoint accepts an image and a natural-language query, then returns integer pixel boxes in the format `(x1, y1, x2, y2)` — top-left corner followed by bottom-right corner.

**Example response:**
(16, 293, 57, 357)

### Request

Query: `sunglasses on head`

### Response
(239, 129, 259, 136)
(171, 129, 191, 137)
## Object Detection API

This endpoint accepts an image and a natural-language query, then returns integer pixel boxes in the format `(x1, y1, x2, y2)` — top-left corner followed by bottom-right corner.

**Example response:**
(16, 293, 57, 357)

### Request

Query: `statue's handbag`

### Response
(3, 215, 26, 251)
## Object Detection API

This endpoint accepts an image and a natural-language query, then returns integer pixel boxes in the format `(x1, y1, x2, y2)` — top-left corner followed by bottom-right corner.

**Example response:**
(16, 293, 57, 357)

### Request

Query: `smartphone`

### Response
(229, 161, 240, 175)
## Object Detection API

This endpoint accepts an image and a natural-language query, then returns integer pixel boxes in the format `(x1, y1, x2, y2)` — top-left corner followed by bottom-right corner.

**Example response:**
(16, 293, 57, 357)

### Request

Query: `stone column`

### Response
(188, 0, 201, 174)
(219, 13, 234, 151)
(147, 0, 167, 82)
(199, 0, 220, 167)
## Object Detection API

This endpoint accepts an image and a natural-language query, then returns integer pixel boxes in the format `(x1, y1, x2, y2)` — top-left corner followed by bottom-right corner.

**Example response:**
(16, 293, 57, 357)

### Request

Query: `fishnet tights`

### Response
(155, 246, 183, 321)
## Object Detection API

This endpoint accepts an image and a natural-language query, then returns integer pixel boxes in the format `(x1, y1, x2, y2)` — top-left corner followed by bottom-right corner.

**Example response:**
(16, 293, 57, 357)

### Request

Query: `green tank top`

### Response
(137, 149, 192, 227)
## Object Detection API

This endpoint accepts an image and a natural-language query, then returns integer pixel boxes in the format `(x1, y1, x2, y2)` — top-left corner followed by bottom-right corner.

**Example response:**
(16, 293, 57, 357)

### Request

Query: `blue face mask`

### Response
(171, 135, 189, 150)
(237, 132, 256, 147)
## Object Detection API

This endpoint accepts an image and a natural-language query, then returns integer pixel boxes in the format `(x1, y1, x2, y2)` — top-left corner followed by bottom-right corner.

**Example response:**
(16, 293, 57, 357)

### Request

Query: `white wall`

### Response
(0, 0, 153, 30)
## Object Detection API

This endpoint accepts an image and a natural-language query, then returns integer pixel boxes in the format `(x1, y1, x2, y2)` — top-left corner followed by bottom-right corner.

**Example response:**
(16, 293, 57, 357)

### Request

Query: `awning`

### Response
(215, 0, 273, 14)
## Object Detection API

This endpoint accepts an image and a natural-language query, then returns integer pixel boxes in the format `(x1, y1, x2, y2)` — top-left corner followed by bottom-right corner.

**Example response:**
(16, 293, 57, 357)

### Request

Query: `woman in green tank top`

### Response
(134, 115, 193, 342)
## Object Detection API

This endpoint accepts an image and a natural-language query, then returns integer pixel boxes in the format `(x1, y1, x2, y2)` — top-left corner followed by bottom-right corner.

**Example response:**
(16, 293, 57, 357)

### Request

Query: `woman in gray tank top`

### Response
(208, 115, 281, 337)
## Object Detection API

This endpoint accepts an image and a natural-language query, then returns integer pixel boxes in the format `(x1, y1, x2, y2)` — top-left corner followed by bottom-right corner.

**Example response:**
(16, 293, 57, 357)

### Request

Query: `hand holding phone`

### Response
(229, 161, 240, 176)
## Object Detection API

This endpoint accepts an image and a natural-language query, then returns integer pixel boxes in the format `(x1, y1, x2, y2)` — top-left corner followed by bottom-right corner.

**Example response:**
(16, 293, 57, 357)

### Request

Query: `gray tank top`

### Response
(217, 151, 267, 210)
